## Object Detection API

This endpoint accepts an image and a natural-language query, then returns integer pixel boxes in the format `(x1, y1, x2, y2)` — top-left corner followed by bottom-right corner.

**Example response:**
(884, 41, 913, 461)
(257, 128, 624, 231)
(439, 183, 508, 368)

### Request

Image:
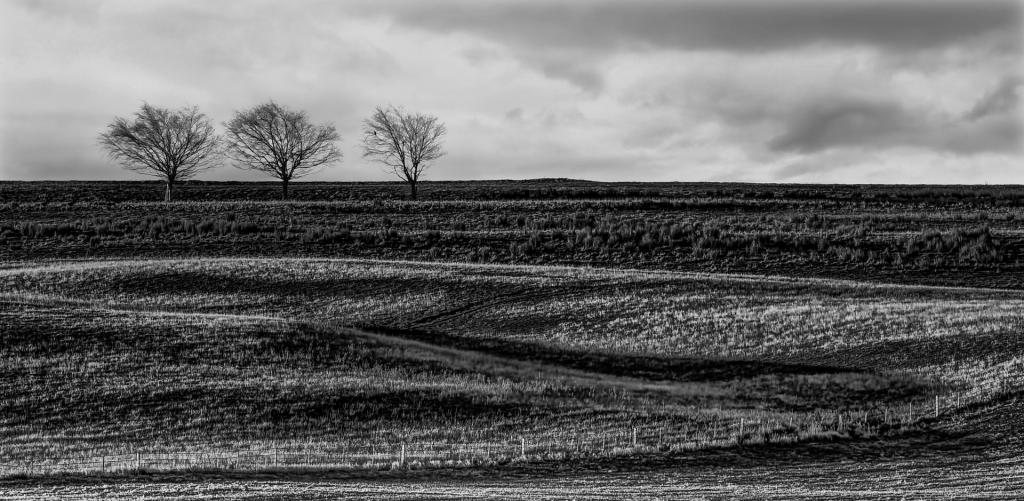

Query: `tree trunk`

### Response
(282, 179, 289, 200)
(409, 181, 417, 200)
(165, 181, 174, 202)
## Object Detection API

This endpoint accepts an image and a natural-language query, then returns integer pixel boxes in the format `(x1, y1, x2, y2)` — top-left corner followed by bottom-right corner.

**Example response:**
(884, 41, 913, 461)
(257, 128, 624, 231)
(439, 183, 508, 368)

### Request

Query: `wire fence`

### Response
(0, 442, 531, 476)
(0, 436, 756, 477)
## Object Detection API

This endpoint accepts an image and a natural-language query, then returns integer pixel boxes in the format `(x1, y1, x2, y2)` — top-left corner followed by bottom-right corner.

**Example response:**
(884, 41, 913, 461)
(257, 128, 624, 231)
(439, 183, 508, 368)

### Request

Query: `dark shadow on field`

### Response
(2, 384, 563, 435)
(789, 331, 1024, 370)
(59, 263, 1012, 302)
(92, 270, 434, 298)
(64, 268, 617, 316)
(79, 267, 607, 298)
(10, 238, 1024, 291)
(358, 324, 866, 384)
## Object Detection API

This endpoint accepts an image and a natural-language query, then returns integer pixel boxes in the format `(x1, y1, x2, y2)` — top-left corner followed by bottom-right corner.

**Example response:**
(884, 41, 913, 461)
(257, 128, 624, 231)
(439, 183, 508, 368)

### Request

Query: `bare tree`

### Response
(223, 101, 342, 199)
(362, 105, 446, 200)
(98, 103, 220, 202)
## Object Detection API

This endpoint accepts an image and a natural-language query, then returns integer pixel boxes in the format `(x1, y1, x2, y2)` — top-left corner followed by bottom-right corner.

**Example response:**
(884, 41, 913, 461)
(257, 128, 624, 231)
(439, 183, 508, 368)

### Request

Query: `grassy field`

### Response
(1, 257, 1023, 498)
(4, 444, 1024, 500)
(1, 181, 1023, 498)
(3, 181, 1024, 289)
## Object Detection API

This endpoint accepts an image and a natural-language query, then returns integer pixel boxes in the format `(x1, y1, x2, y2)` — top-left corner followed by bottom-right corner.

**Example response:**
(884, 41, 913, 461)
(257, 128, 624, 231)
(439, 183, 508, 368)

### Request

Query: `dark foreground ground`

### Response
(3, 397, 1022, 500)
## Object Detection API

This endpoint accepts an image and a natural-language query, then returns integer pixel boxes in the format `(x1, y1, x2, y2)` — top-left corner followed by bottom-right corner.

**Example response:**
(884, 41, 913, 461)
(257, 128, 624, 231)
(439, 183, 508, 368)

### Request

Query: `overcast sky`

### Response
(1, 0, 1022, 183)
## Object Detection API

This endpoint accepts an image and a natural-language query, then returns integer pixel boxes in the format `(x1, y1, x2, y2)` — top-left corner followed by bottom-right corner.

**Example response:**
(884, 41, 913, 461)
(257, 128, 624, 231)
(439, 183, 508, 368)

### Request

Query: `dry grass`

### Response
(1, 258, 1020, 479)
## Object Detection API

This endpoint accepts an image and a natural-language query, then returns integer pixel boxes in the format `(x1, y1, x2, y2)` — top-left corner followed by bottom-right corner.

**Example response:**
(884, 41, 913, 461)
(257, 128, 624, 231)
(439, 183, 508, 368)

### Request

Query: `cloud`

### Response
(965, 75, 1022, 121)
(772, 149, 1023, 184)
(531, 55, 605, 93)
(768, 98, 915, 153)
(942, 113, 1022, 154)
(8, 0, 101, 22)
(377, 0, 1023, 98)
(769, 87, 1022, 155)
(1, 0, 1022, 184)
(383, 0, 1022, 54)
(773, 150, 873, 181)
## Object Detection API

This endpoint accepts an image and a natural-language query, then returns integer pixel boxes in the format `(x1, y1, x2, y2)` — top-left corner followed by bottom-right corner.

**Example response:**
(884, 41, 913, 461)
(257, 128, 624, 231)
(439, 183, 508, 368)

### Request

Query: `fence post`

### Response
(934, 395, 939, 417)
(632, 428, 637, 447)
(101, 455, 105, 473)
(400, 442, 406, 468)
(136, 452, 141, 470)
(520, 437, 526, 459)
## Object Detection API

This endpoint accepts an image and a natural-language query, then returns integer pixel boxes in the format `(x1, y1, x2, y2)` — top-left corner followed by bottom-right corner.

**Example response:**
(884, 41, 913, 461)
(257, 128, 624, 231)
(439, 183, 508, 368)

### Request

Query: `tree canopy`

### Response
(98, 103, 220, 201)
(362, 105, 446, 200)
(224, 101, 342, 199)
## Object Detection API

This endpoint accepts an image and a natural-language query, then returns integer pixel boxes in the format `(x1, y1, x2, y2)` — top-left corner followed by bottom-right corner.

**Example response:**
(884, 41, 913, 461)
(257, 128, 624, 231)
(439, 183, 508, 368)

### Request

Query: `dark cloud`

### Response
(965, 76, 1022, 121)
(769, 99, 913, 153)
(9, 0, 101, 22)
(769, 86, 1023, 155)
(380, 0, 1022, 94)
(532, 56, 604, 92)
(385, 0, 1022, 54)
(774, 150, 871, 180)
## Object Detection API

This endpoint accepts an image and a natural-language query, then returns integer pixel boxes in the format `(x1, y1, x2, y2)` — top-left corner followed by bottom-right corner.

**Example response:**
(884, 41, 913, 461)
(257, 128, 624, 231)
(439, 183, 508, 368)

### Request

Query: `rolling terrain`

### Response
(1, 257, 1022, 498)
(2, 181, 1023, 498)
